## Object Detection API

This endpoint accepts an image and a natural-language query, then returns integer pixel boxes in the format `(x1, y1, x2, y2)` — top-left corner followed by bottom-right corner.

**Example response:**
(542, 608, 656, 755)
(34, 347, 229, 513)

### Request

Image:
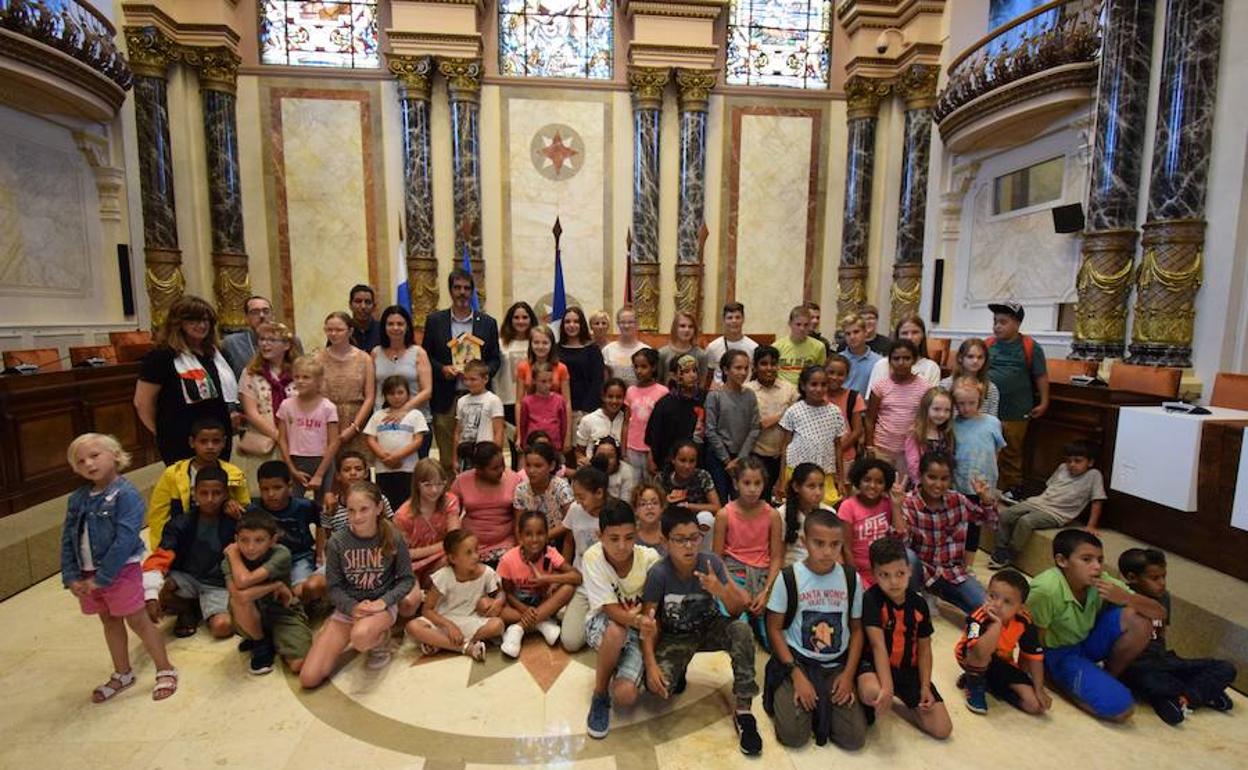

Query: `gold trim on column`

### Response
(844, 75, 891, 120)
(1130, 218, 1204, 348)
(181, 45, 240, 93)
(144, 245, 186, 330)
(890, 262, 922, 323)
(633, 262, 661, 332)
(212, 251, 251, 331)
(628, 66, 670, 110)
(674, 262, 703, 326)
(124, 25, 175, 78)
(409, 256, 440, 330)
(675, 68, 717, 112)
(1074, 229, 1137, 346)
(897, 63, 939, 110)
(388, 54, 435, 100)
(837, 264, 868, 322)
(438, 57, 483, 103)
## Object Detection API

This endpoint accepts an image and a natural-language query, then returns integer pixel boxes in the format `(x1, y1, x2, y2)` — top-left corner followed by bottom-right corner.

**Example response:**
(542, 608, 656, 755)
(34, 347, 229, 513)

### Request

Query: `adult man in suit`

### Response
(422, 269, 501, 473)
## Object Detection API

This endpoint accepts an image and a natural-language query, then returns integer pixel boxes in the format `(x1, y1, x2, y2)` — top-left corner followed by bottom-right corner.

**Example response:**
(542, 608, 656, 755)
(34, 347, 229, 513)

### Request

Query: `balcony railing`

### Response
(934, 0, 1100, 124)
(0, 0, 132, 89)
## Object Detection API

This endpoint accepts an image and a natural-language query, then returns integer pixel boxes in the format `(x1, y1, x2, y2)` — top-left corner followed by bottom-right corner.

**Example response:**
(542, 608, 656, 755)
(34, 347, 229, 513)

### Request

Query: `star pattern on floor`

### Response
(411, 635, 592, 692)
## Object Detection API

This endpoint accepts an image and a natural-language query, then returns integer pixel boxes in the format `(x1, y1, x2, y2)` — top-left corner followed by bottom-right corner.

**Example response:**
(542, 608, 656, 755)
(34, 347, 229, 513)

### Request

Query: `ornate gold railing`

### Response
(0, 0, 131, 88)
(934, 0, 1100, 123)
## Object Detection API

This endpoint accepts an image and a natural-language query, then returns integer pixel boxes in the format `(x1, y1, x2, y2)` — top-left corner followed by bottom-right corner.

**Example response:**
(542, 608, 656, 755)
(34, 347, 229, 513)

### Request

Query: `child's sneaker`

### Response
(366, 645, 393, 670)
(1152, 697, 1187, 725)
(587, 692, 611, 739)
(961, 673, 988, 714)
(734, 712, 763, 756)
(987, 549, 1012, 570)
(501, 624, 525, 658)
(536, 619, 561, 646)
(238, 638, 258, 653)
(249, 640, 276, 676)
(1207, 692, 1235, 711)
(463, 640, 486, 662)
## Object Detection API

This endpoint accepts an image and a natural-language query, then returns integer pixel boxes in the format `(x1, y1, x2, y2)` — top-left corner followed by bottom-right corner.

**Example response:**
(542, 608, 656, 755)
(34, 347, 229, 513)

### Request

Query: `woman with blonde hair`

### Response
(133, 295, 238, 464)
(657, 310, 708, 388)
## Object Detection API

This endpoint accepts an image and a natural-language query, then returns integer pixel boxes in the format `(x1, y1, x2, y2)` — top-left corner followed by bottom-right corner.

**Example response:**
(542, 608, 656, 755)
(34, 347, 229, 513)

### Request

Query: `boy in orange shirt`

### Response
(954, 569, 1051, 715)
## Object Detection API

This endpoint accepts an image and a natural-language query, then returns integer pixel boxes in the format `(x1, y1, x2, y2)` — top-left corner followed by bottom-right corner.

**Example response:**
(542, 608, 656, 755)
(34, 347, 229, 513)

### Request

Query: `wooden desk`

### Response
(0, 363, 156, 518)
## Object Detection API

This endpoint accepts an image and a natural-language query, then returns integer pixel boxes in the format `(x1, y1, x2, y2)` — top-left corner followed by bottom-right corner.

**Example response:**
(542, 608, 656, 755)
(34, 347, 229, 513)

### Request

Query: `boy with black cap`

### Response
(985, 302, 1049, 499)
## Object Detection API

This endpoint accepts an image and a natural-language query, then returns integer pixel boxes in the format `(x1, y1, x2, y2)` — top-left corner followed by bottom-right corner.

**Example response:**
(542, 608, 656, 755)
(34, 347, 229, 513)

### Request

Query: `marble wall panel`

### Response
(503, 95, 609, 317)
(271, 92, 376, 340)
(727, 109, 820, 335)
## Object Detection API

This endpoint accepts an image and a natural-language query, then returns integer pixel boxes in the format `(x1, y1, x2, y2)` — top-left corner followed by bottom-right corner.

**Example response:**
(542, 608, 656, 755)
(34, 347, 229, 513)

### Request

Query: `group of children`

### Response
(58, 300, 1237, 754)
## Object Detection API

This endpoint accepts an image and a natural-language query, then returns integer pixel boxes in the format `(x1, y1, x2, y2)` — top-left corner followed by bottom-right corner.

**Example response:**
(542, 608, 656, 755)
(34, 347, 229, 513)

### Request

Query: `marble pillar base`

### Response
(144, 245, 185, 330)
(890, 262, 923, 325)
(1071, 228, 1137, 360)
(1128, 219, 1204, 368)
(837, 264, 868, 322)
(632, 262, 661, 332)
(408, 255, 439, 329)
(212, 251, 251, 332)
(674, 262, 703, 323)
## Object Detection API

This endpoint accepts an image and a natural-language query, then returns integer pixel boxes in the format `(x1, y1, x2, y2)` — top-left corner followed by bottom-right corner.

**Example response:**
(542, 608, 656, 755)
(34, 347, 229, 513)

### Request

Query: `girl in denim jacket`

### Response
(61, 433, 177, 702)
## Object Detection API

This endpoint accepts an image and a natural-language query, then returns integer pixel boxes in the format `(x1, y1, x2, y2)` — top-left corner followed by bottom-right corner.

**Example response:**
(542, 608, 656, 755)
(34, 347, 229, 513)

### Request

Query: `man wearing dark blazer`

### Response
(422, 269, 501, 473)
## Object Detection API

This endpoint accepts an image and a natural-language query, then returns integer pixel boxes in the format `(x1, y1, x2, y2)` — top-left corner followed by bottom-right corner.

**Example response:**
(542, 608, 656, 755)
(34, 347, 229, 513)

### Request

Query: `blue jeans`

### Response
(907, 549, 986, 614)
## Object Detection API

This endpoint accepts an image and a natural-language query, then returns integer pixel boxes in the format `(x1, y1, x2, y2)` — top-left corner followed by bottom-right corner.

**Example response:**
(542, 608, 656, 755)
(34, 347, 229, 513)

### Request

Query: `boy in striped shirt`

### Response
(954, 569, 1051, 715)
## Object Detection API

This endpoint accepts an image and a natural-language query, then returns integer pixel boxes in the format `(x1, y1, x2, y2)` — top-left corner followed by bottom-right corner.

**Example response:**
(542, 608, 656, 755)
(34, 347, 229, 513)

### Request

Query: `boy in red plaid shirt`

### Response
(903, 451, 996, 614)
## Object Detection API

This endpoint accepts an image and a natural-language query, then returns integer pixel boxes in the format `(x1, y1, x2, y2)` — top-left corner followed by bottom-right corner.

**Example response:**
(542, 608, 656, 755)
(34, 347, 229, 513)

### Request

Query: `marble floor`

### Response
(3, 554, 1244, 770)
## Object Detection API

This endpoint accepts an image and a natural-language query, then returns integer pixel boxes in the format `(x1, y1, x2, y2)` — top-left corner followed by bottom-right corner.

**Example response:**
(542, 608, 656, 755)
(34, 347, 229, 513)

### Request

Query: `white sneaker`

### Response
(536, 619, 561, 646)
(501, 624, 524, 658)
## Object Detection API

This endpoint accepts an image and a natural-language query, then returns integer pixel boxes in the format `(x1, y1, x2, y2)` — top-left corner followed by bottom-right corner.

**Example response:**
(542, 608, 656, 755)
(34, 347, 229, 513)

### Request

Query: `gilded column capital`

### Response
(181, 46, 240, 94)
(628, 66, 670, 110)
(388, 55, 436, 100)
(844, 75, 891, 119)
(675, 68, 717, 113)
(124, 26, 176, 79)
(438, 57, 483, 103)
(896, 63, 940, 109)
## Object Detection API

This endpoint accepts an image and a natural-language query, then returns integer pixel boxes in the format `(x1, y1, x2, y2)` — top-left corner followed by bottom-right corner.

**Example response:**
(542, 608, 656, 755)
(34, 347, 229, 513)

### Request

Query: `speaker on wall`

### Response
(117, 244, 135, 317)
(1052, 203, 1085, 234)
(931, 259, 945, 324)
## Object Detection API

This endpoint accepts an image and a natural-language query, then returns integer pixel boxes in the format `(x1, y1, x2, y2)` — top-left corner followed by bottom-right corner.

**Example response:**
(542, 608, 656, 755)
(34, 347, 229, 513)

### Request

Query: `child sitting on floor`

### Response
(251, 461, 324, 604)
(497, 510, 582, 657)
(659, 440, 721, 516)
(512, 441, 574, 545)
(62, 433, 177, 703)
(838, 457, 905, 588)
(146, 417, 249, 549)
(642, 506, 763, 756)
(762, 510, 866, 750)
(143, 464, 237, 639)
(1118, 547, 1237, 724)
(395, 459, 461, 588)
(990, 439, 1105, 569)
(223, 510, 313, 675)
(319, 450, 396, 542)
(631, 482, 666, 554)
(1026, 529, 1165, 722)
(954, 569, 1050, 716)
(857, 537, 952, 739)
(407, 530, 505, 662)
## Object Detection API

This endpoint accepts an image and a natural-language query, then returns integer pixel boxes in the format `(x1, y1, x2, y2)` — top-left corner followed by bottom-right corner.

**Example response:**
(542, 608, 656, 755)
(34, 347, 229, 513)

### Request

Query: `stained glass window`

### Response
(498, 0, 613, 80)
(726, 0, 832, 89)
(260, 1, 379, 68)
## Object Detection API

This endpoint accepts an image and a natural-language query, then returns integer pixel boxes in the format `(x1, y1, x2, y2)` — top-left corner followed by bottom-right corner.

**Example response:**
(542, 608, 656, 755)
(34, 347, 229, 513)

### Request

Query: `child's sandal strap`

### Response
(152, 669, 179, 701)
(92, 671, 136, 702)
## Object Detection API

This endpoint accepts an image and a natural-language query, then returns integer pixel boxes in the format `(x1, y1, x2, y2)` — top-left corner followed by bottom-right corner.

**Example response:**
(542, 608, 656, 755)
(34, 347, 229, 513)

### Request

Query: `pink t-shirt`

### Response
(625, 382, 668, 452)
(451, 468, 521, 557)
(869, 375, 931, 454)
(721, 500, 777, 569)
(496, 544, 566, 604)
(520, 392, 568, 451)
(276, 396, 338, 456)
(837, 495, 893, 588)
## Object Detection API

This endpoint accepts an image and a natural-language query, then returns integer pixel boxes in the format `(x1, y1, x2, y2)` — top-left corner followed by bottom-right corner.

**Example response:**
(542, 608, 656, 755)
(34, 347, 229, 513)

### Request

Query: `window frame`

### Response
(495, 0, 616, 82)
(724, 0, 834, 91)
(258, 0, 384, 71)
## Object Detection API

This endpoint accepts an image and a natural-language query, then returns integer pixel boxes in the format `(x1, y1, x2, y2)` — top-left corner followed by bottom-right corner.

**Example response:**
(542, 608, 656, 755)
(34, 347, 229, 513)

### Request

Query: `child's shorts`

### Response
(1044, 606, 1134, 719)
(963, 657, 1035, 705)
(412, 612, 492, 640)
(77, 563, 145, 617)
(857, 657, 943, 710)
(784, 466, 840, 507)
(290, 554, 320, 586)
(330, 604, 399, 626)
(585, 612, 645, 687)
(238, 604, 313, 660)
(169, 570, 229, 618)
(723, 557, 769, 599)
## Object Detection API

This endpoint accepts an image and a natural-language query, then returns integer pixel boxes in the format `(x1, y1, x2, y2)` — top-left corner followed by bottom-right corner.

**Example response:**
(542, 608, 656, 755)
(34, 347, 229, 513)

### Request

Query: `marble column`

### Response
(674, 68, 717, 325)
(124, 26, 183, 329)
(890, 64, 939, 324)
(838, 76, 891, 321)
(1071, 0, 1156, 360)
(438, 57, 486, 305)
(628, 66, 669, 332)
(389, 55, 438, 327)
(185, 46, 251, 333)
(1129, 0, 1222, 367)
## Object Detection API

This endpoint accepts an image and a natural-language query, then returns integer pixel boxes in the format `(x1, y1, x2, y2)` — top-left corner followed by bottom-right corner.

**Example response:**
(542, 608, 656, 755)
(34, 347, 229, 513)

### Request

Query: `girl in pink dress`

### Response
(451, 442, 521, 567)
(837, 458, 906, 587)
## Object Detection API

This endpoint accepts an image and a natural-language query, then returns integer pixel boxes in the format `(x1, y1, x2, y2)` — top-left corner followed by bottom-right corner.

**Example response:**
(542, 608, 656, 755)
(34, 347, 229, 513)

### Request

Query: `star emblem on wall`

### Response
(530, 123, 586, 181)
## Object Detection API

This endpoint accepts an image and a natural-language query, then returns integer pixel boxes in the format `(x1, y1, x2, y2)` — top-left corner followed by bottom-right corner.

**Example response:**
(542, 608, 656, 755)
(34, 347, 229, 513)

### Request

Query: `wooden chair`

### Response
(1108, 362, 1181, 398)
(1047, 358, 1098, 384)
(3, 348, 63, 373)
(926, 338, 951, 369)
(116, 343, 154, 363)
(108, 330, 152, 348)
(69, 345, 118, 366)
(1210, 372, 1248, 411)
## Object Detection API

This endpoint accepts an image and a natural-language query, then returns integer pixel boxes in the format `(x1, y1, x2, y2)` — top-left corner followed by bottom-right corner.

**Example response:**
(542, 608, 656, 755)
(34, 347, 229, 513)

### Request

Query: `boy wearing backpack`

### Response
(763, 510, 866, 749)
(986, 302, 1049, 498)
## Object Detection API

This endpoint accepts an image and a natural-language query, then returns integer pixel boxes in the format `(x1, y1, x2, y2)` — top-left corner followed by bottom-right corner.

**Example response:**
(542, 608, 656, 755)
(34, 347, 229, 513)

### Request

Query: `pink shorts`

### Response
(78, 563, 145, 617)
(330, 604, 399, 626)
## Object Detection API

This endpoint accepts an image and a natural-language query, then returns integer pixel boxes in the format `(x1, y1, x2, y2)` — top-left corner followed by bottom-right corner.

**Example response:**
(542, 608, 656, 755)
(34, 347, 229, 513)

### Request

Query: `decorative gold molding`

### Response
(213, 251, 251, 331)
(438, 57, 483, 103)
(675, 68, 717, 112)
(124, 25, 176, 78)
(625, 0, 727, 20)
(632, 262, 661, 332)
(388, 54, 435, 100)
(844, 75, 892, 119)
(936, 62, 1097, 143)
(674, 262, 704, 328)
(180, 45, 240, 93)
(628, 66, 670, 110)
(1130, 219, 1204, 352)
(837, 0, 946, 34)
(890, 262, 923, 324)
(837, 264, 869, 322)
(1073, 229, 1136, 349)
(896, 62, 939, 109)
(144, 245, 185, 331)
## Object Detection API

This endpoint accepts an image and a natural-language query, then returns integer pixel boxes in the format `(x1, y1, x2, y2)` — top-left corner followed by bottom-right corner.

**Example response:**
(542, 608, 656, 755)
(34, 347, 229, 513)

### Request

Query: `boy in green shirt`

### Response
(776, 306, 826, 387)
(985, 302, 1049, 497)
(1026, 530, 1164, 721)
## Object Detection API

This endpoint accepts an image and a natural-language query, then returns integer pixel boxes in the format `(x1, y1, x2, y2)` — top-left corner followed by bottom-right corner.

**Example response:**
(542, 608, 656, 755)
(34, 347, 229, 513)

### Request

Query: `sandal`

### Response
(463, 640, 486, 662)
(152, 669, 179, 701)
(92, 670, 135, 703)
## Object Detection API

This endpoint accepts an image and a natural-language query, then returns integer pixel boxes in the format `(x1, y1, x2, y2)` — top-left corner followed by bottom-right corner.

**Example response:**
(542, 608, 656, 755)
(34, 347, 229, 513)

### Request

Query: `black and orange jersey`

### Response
(862, 584, 933, 671)
(955, 605, 1043, 666)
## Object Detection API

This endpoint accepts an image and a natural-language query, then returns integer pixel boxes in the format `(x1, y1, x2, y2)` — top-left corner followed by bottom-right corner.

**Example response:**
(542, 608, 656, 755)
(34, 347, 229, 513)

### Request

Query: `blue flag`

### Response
(461, 242, 479, 313)
(551, 248, 567, 324)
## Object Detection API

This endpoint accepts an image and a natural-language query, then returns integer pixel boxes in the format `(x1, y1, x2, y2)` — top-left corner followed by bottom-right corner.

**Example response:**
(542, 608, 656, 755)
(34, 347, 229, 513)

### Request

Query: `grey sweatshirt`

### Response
(325, 522, 415, 615)
(704, 387, 760, 463)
